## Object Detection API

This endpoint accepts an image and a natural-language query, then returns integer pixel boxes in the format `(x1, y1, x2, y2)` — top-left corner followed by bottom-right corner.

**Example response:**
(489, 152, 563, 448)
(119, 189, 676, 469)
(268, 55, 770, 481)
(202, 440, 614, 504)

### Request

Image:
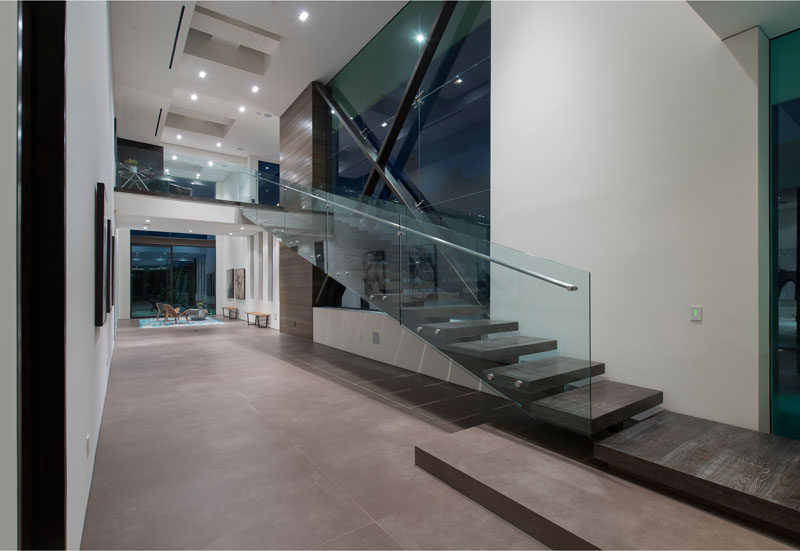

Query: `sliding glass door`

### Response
(131, 245, 170, 318)
(130, 235, 216, 317)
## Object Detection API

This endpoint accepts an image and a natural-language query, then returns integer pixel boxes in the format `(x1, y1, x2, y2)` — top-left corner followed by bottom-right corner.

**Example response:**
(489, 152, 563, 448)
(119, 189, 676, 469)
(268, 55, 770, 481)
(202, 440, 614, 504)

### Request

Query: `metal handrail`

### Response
(243, 174, 579, 292)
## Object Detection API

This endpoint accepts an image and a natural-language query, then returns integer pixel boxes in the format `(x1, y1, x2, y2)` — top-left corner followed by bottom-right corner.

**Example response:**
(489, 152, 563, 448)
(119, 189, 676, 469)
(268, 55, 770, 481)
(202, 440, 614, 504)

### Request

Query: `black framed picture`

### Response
(95, 182, 108, 326)
(111, 236, 116, 306)
(106, 220, 112, 314)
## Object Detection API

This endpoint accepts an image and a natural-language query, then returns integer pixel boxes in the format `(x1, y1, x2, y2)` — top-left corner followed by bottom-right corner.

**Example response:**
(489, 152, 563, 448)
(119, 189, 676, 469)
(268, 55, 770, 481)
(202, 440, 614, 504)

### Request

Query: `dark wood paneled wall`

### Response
(279, 243, 326, 340)
(278, 83, 329, 339)
(279, 82, 328, 190)
(279, 243, 313, 339)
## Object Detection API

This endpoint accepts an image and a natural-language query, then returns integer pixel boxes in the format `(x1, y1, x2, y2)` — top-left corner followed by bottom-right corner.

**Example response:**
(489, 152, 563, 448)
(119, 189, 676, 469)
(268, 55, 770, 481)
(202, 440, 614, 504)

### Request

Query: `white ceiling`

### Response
(689, 1, 800, 39)
(111, 0, 404, 163)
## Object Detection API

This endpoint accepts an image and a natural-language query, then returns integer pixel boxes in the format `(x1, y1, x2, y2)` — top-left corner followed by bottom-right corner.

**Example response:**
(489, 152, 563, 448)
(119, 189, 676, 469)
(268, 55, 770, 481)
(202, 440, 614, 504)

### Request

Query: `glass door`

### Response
(771, 28, 800, 439)
(130, 241, 216, 317)
(130, 245, 170, 317)
(171, 245, 216, 314)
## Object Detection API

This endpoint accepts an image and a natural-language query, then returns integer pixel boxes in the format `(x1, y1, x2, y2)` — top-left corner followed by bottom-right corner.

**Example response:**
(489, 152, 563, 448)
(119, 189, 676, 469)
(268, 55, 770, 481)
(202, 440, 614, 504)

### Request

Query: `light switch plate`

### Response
(372, 331, 380, 345)
(691, 305, 702, 321)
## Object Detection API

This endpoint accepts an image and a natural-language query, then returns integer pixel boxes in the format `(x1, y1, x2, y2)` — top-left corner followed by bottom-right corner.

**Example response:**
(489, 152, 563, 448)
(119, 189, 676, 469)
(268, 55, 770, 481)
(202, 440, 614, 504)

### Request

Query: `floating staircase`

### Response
(241, 179, 662, 437)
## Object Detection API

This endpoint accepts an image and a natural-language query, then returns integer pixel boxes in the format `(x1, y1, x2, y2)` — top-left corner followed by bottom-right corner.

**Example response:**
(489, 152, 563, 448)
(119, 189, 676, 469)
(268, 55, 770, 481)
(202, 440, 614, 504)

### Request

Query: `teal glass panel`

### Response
(771, 28, 800, 439)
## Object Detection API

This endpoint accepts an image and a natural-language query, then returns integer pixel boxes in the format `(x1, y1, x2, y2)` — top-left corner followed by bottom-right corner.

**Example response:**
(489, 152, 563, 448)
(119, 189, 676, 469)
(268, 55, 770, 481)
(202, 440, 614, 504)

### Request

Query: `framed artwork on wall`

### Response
(94, 182, 108, 326)
(364, 250, 386, 295)
(111, 236, 116, 306)
(227, 268, 234, 299)
(105, 220, 112, 313)
(234, 268, 246, 299)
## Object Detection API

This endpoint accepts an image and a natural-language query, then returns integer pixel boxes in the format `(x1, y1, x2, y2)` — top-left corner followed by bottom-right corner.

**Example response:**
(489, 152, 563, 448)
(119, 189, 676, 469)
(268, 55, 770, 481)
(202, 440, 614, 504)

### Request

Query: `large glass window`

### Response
(130, 234, 216, 317)
(771, 28, 800, 439)
(326, 0, 490, 229)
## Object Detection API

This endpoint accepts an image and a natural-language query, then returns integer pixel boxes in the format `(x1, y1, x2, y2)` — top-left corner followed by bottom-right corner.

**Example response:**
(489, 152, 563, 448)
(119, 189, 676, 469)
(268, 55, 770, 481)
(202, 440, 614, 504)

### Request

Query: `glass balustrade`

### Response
(239, 169, 594, 435)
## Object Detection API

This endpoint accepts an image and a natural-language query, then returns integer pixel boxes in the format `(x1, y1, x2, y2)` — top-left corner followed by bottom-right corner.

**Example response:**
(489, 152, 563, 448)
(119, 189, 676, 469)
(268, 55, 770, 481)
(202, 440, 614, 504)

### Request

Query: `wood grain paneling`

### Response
(279, 83, 330, 339)
(279, 82, 328, 191)
(279, 243, 313, 339)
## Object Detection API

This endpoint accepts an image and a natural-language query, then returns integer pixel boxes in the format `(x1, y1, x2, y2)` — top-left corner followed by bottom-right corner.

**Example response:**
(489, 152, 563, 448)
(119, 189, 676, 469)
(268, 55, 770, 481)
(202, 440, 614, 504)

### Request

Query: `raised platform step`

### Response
(417, 319, 518, 340)
(441, 335, 557, 362)
(415, 427, 789, 550)
(594, 410, 800, 541)
(527, 380, 662, 436)
(484, 357, 605, 395)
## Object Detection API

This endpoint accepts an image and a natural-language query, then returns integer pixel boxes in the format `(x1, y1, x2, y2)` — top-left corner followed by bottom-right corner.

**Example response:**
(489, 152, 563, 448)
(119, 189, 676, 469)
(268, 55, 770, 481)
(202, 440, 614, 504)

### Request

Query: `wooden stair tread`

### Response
(483, 357, 605, 394)
(418, 319, 518, 339)
(527, 380, 663, 435)
(441, 336, 557, 361)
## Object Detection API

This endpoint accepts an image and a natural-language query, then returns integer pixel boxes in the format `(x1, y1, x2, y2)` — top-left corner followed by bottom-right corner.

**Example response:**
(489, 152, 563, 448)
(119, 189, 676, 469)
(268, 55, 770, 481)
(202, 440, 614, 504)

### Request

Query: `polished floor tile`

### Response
(82, 319, 545, 549)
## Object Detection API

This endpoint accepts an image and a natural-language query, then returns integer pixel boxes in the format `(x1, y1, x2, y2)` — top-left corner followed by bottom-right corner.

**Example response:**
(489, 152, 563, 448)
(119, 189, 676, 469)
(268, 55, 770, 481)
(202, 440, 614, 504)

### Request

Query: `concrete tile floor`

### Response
(82, 319, 545, 550)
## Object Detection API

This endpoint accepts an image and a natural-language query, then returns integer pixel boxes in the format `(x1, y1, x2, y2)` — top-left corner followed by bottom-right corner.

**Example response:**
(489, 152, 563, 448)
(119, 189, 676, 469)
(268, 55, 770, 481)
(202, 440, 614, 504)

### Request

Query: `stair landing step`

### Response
(418, 319, 518, 339)
(594, 410, 800, 541)
(484, 357, 605, 394)
(441, 336, 557, 361)
(414, 427, 787, 550)
(527, 380, 662, 435)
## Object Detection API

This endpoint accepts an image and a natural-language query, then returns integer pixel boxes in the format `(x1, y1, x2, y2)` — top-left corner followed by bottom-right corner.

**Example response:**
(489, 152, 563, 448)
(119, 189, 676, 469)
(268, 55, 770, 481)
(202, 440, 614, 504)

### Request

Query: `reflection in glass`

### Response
(130, 240, 216, 317)
(771, 28, 800, 439)
(130, 245, 170, 318)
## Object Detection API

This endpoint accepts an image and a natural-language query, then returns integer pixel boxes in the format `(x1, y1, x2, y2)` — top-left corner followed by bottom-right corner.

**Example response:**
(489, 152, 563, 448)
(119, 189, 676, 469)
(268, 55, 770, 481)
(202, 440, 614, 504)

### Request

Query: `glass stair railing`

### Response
(240, 171, 663, 436)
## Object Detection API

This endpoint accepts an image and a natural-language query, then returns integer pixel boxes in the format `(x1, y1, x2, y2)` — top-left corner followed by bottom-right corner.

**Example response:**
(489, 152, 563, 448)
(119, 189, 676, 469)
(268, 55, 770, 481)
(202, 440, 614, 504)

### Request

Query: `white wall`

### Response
(491, 2, 768, 430)
(0, 2, 16, 547)
(65, 2, 116, 547)
(314, 308, 501, 393)
(217, 232, 280, 327)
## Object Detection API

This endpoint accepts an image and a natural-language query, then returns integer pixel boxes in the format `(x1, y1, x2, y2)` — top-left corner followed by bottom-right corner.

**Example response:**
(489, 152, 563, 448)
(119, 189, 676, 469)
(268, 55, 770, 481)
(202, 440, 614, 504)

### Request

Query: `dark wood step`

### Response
(527, 380, 663, 436)
(594, 411, 800, 541)
(483, 357, 605, 395)
(416, 319, 518, 340)
(371, 291, 459, 305)
(401, 304, 485, 319)
(441, 336, 557, 362)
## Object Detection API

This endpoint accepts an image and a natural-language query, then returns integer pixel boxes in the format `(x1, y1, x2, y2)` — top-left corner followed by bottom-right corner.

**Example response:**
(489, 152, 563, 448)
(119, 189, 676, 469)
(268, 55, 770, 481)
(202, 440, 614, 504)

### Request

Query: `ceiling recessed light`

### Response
(251, 85, 259, 93)
(188, 229, 193, 232)
(171, 154, 177, 160)
(198, 70, 206, 79)
(145, 219, 151, 223)
(238, 105, 246, 113)
(190, 93, 198, 101)
(415, 33, 425, 43)
(216, 142, 222, 148)
(164, 168, 169, 174)
(176, 134, 182, 140)
(143, 226, 149, 230)
(454, 77, 463, 85)
(299, 10, 309, 21)
(381, 122, 388, 128)
(207, 160, 214, 167)
(240, 226, 244, 230)
(195, 173, 200, 178)
(229, 232, 233, 235)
